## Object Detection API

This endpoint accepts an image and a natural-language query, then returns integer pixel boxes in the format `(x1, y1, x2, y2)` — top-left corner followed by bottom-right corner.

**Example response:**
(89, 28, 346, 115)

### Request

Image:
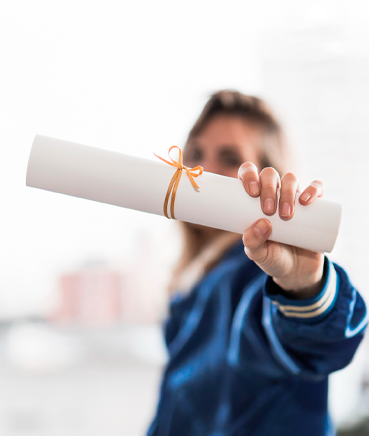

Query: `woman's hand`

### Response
(238, 162, 325, 300)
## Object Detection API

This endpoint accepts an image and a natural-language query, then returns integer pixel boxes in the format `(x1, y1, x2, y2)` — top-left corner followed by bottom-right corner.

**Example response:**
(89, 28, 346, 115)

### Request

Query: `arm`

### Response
(235, 163, 368, 379)
(262, 257, 367, 379)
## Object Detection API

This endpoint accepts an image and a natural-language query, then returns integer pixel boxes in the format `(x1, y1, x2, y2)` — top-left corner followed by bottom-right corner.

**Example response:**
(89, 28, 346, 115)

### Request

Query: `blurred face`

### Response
(183, 114, 263, 238)
(183, 114, 262, 177)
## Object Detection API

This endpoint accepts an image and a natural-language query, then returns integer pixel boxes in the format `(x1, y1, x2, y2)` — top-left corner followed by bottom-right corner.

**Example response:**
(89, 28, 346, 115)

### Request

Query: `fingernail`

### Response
(249, 181, 259, 196)
(280, 202, 291, 216)
(264, 198, 274, 213)
(255, 220, 270, 236)
(300, 192, 311, 202)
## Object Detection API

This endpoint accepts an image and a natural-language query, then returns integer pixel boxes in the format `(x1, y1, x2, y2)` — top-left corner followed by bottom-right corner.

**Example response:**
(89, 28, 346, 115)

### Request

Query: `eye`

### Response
(185, 148, 203, 162)
(223, 153, 243, 167)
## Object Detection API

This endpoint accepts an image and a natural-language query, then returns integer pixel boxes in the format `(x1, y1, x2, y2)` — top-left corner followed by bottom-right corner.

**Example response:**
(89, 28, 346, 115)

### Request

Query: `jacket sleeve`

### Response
(227, 257, 368, 381)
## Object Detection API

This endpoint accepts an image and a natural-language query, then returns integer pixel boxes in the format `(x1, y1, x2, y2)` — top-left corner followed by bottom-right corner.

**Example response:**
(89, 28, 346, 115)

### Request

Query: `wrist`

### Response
(272, 260, 325, 300)
(264, 258, 338, 322)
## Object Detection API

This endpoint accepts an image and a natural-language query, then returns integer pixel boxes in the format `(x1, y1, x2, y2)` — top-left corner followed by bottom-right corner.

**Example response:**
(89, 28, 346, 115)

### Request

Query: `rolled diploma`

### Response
(26, 135, 341, 253)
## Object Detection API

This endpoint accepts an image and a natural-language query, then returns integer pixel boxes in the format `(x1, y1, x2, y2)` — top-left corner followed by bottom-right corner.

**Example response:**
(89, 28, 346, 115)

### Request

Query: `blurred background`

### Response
(1, 0, 369, 435)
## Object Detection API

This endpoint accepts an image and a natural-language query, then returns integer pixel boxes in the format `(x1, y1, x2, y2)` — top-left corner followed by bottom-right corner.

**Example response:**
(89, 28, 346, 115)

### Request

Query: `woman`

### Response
(148, 90, 368, 436)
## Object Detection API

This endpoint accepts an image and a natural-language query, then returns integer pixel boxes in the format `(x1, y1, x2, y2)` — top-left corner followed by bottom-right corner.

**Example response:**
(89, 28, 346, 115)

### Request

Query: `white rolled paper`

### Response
(26, 135, 342, 253)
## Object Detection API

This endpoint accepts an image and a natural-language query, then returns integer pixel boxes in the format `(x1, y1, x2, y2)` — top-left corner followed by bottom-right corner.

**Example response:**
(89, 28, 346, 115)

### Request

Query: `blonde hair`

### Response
(168, 90, 293, 294)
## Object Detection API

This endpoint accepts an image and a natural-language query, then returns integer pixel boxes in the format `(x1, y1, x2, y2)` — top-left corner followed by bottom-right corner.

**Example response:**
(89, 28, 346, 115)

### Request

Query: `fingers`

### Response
(259, 167, 280, 216)
(243, 219, 272, 264)
(238, 162, 260, 197)
(299, 180, 324, 206)
(238, 162, 324, 218)
(279, 172, 300, 221)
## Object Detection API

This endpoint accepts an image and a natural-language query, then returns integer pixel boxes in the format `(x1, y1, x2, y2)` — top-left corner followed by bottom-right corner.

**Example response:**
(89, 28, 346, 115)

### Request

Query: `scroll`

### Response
(26, 135, 342, 253)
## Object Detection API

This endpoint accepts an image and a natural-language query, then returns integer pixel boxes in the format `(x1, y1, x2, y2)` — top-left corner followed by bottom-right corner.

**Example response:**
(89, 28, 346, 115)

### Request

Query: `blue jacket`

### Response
(148, 240, 368, 436)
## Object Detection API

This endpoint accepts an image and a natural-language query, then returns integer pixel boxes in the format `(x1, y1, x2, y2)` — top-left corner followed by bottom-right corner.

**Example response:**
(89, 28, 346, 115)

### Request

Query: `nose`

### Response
(201, 163, 218, 175)
(199, 157, 218, 175)
(204, 161, 232, 177)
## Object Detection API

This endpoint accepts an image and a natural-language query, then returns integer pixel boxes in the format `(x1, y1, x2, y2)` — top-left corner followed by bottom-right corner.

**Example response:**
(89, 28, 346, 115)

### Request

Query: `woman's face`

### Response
(183, 114, 262, 178)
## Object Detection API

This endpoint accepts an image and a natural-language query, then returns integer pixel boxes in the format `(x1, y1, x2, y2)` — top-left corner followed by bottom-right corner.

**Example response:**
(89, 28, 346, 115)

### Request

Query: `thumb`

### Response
(242, 219, 272, 265)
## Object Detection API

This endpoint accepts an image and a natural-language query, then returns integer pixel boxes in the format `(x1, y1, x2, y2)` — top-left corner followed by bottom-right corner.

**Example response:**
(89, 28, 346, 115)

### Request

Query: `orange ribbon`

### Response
(154, 146, 203, 219)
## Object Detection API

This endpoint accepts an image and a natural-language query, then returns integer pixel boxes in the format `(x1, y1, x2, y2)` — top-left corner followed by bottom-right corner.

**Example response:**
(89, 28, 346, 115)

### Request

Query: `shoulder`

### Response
(164, 240, 266, 348)
(169, 239, 265, 316)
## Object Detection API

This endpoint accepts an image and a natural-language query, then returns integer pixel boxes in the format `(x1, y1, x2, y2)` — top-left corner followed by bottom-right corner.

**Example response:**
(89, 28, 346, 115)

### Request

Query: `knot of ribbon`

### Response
(154, 146, 203, 219)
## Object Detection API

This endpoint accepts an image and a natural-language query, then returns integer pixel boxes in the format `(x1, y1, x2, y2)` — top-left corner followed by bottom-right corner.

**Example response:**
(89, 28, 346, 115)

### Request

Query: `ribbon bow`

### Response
(154, 146, 203, 219)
